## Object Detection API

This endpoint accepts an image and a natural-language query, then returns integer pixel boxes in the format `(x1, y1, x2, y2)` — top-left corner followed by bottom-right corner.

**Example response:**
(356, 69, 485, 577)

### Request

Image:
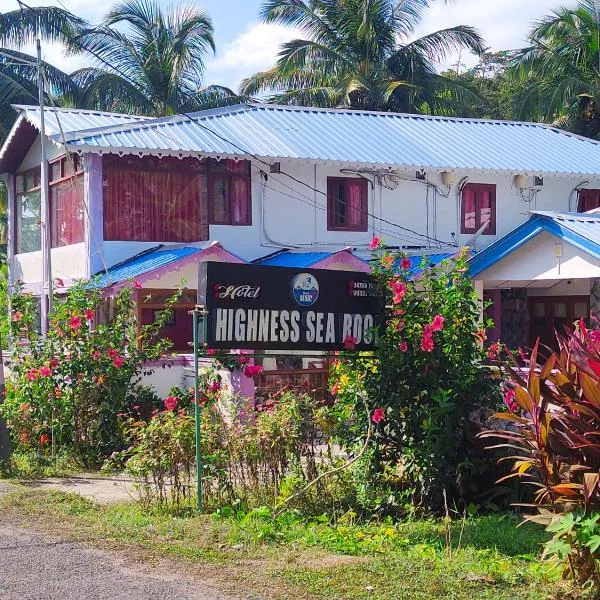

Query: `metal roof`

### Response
(469, 211, 600, 277)
(91, 244, 208, 288)
(58, 102, 600, 177)
(253, 249, 334, 267)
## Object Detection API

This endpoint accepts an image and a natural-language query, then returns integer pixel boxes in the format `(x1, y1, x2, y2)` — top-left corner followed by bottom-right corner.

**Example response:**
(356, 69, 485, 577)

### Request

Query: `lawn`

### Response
(0, 486, 588, 600)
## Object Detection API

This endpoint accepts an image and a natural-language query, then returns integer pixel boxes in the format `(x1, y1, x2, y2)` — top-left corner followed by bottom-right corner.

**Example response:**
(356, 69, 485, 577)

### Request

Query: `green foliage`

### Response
(1, 282, 178, 465)
(329, 244, 500, 514)
(482, 324, 600, 587)
(241, 0, 485, 114)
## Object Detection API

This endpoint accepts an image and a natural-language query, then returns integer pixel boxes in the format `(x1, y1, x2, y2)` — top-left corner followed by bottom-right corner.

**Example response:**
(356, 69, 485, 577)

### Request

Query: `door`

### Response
(528, 296, 589, 349)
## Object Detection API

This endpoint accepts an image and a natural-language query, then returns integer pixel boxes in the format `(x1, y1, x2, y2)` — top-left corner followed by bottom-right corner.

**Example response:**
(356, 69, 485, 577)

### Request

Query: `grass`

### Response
(3, 449, 83, 479)
(0, 487, 589, 600)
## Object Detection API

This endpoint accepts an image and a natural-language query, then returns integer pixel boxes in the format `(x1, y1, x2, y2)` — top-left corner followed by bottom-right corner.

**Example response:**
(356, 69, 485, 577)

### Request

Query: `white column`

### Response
(83, 153, 105, 277)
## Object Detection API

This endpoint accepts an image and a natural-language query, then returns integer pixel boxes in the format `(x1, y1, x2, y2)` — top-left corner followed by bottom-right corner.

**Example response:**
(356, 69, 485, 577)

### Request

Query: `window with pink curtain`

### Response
(208, 158, 251, 225)
(461, 183, 496, 235)
(327, 177, 368, 231)
(103, 155, 208, 242)
(578, 189, 600, 212)
(50, 177, 84, 247)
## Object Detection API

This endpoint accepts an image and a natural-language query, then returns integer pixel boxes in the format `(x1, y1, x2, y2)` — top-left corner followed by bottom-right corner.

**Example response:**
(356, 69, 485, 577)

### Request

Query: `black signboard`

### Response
(198, 262, 383, 351)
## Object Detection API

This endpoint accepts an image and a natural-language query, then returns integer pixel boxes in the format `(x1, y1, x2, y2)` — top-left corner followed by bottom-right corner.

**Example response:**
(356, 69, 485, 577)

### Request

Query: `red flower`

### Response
(206, 348, 216, 356)
(69, 315, 82, 330)
(12, 311, 23, 322)
(238, 356, 248, 365)
(389, 280, 407, 305)
(243, 364, 264, 378)
(208, 380, 221, 393)
(431, 315, 445, 332)
(475, 328, 487, 344)
(503, 388, 518, 413)
(39, 433, 50, 446)
(55, 277, 64, 288)
(400, 257, 412, 270)
(372, 407, 385, 424)
(344, 335, 358, 350)
(92, 351, 101, 360)
(398, 341, 408, 352)
(26, 368, 39, 381)
(84, 308, 94, 321)
(420, 334, 434, 352)
(54, 388, 62, 397)
(369, 236, 382, 250)
(39, 365, 52, 377)
(591, 330, 600, 344)
(49, 358, 59, 368)
(487, 342, 501, 360)
(133, 280, 142, 289)
(112, 355, 125, 368)
(330, 383, 340, 396)
(107, 348, 119, 359)
(163, 396, 178, 411)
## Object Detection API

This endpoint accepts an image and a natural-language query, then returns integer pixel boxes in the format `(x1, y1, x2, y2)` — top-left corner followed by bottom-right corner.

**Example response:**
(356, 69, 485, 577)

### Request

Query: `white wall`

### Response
(14, 242, 87, 285)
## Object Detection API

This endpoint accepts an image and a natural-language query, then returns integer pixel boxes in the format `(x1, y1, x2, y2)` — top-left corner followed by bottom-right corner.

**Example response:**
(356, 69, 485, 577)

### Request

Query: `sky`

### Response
(4, 0, 566, 92)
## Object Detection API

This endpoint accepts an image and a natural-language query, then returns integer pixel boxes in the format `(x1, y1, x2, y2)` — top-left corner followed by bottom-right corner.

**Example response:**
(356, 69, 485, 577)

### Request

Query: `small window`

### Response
(208, 159, 251, 225)
(327, 177, 368, 232)
(461, 183, 496, 235)
(578, 189, 600, 212)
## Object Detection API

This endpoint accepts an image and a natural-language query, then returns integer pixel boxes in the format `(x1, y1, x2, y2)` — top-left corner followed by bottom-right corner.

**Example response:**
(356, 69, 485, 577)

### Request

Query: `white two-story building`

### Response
(4, 102, 600, 394)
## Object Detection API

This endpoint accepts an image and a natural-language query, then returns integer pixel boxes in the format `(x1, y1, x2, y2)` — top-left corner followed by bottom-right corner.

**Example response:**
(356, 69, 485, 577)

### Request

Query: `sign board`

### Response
(198, 262, 382, 351)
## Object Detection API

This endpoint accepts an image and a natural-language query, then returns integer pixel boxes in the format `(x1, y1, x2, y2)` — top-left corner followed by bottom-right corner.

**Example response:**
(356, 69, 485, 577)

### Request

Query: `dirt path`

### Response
(0, 523, 237, 600)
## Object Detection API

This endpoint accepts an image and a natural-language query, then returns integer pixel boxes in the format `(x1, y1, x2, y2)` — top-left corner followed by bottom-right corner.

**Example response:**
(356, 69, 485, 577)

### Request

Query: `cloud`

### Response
(205, 22, 300, 90)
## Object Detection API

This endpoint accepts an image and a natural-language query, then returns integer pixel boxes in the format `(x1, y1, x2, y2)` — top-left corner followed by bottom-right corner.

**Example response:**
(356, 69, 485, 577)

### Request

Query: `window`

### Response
(208, 159, 251, 225)
(461, 183, 496, 235)
(103, 155, 208, 242)
(16, 167, 41, 254)
(49, 155, 84, 248)
(327, 177, 368, 232)
(578, 189, 600, 212)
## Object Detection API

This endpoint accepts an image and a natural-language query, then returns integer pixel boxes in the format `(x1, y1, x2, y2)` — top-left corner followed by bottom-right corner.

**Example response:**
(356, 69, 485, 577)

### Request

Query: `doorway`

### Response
(528, 296, 589, 349)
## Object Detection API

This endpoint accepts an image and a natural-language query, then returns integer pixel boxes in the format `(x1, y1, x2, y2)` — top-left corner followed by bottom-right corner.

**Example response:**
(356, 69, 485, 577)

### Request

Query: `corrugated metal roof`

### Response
(92, 245, 207, 287)
(13, 105, 149, 139)
(469, 211, 600, 277)
(253, 250, 334, 267)
(61, 102, 600, 177)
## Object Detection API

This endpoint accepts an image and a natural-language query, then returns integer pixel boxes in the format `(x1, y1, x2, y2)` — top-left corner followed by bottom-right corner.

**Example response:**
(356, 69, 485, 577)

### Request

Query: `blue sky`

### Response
(6, 0, 565, 92)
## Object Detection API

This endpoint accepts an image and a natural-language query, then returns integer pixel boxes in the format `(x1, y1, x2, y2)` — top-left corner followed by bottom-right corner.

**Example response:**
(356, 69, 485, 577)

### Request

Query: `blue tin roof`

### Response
(59, 103, 600, 177)
(253, 250, 335, 267)
(92, 245, 207, 287)
(469, 211, 600, 277)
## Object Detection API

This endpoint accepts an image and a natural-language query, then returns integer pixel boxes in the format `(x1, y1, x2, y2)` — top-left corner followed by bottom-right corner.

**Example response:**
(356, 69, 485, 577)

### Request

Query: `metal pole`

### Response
(193, 308, 202, 511)
(36, 39, 52, 337)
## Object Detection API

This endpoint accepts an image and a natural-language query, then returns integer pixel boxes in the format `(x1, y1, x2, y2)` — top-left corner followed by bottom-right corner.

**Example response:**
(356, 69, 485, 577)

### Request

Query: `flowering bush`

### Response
(482, 325, 600, 587)
(329, 242, 499, 513)
(1, 282, 179, 464)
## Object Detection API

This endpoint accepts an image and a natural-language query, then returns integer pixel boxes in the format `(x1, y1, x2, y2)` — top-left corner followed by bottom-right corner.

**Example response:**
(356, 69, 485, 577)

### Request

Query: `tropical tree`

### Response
(70, 0, 240, 116)
(0, 6, 83, 141)
(512, 0, 600, 138)
(240, 0, 485, 113)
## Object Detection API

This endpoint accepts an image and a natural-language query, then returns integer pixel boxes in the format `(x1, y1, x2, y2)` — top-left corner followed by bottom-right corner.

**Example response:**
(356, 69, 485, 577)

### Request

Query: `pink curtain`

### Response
(231, 177, 249, 224)
(462, 188, 476, 231)
(50, 176, 84, 247)
(347, 181, 363, 226)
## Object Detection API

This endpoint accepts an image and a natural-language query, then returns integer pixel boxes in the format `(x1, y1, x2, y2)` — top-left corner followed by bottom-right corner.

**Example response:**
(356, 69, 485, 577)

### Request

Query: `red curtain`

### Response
(347, 180, 363, 226)
(578, 189, 600, 212)
(50, 176, 84, 247)
(462, 187, 476, 232)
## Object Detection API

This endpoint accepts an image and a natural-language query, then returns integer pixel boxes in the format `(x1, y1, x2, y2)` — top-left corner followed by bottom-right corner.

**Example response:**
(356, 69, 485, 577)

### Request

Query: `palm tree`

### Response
(70, 0, 240, 116)
(0, 6, 83, 141)
(240, 0, 485, 113)
(512, 0, 600, 138)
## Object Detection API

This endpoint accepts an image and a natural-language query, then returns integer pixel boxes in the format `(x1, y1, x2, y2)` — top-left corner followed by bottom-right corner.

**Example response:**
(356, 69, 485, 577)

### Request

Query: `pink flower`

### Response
(112, 355, 125, 368)
(431, 315, 445, 332)
(208, 380, 221, 393)
(12, 311, 22, 322)
(39, 365, 52, 377)
(420, 334, 435, 352)
(26, 368, 39, 381)
(330, 384, 339, 396)
(49, 358, 59, 369)
(92, 351, 101, 360)
(55, 277, 64, 288)
(84, 308, 94, 321)
(396, 320, 405, 332)
(238, 356, 248, 365)
(69, 315, 82, 330)
(369, 236, 382, 250)
(504, 388, 518, 413)
(107, 348, 119, 359)
(243, 364, 264, 378)
(133, 280, 142, 289)
(344, 335, 358, 350)
(487, 343, 501, 360)
(398, 341, 408, 352)
(206, 348, 216, 356)
(591, 330, 600, 344)
(164, 396, 178, 411)
(400, 257, 412, 270)
(389, 280, 407, 304)
(372, 407, 385, 424)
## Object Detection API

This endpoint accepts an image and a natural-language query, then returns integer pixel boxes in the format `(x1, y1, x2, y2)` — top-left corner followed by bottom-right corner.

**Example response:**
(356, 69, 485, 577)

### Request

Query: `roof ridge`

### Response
(13, 104, 150, 120)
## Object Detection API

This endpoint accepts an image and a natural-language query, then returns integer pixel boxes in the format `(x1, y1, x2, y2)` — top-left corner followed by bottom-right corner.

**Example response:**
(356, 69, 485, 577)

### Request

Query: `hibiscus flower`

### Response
(431, 315, 445, 332)
(163, 396, 178, 411)
(12, 311, 23, 322)
(398, 341, 408, 352)
(112, 355, 125, 368)
(400, 257, 412, 270)
(84, 308, 94, 321)
(343, 335, 358, 350)
(369, 236, 382, 250)
(69, 315, 82, 330)
(371, 407, 385, 424)
(420, 334, 434, 352)
(39, 366, 52, 377)
(39, 433, 50, 445)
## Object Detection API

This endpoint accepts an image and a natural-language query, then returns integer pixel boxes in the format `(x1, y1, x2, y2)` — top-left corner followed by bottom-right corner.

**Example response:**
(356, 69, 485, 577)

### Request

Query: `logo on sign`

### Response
(291, 273, 319, 306)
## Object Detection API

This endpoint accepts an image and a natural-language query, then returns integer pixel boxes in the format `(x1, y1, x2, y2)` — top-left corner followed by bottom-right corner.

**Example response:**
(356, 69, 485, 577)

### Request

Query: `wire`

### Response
(15, 0, 456, 248)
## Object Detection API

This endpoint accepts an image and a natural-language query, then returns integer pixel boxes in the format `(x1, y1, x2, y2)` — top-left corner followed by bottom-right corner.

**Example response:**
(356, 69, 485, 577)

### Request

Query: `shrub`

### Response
(481, 326, 600, 587)
(329, 242, 499, 514)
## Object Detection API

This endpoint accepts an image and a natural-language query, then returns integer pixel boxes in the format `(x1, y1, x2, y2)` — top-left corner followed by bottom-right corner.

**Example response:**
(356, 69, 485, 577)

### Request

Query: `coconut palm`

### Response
(512, 0, 600, 138)
(70, 0, 240, 116)
(240, 0, 485, 113)
(0, 6, 83, 141)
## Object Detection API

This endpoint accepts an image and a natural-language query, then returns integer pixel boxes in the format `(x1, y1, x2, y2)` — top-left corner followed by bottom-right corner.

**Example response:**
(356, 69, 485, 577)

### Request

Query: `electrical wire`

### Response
(15, 0, 456, 248)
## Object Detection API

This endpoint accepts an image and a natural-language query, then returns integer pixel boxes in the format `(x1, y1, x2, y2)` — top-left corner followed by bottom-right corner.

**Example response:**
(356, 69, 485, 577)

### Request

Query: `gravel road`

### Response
(0, 523, 234, 600)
